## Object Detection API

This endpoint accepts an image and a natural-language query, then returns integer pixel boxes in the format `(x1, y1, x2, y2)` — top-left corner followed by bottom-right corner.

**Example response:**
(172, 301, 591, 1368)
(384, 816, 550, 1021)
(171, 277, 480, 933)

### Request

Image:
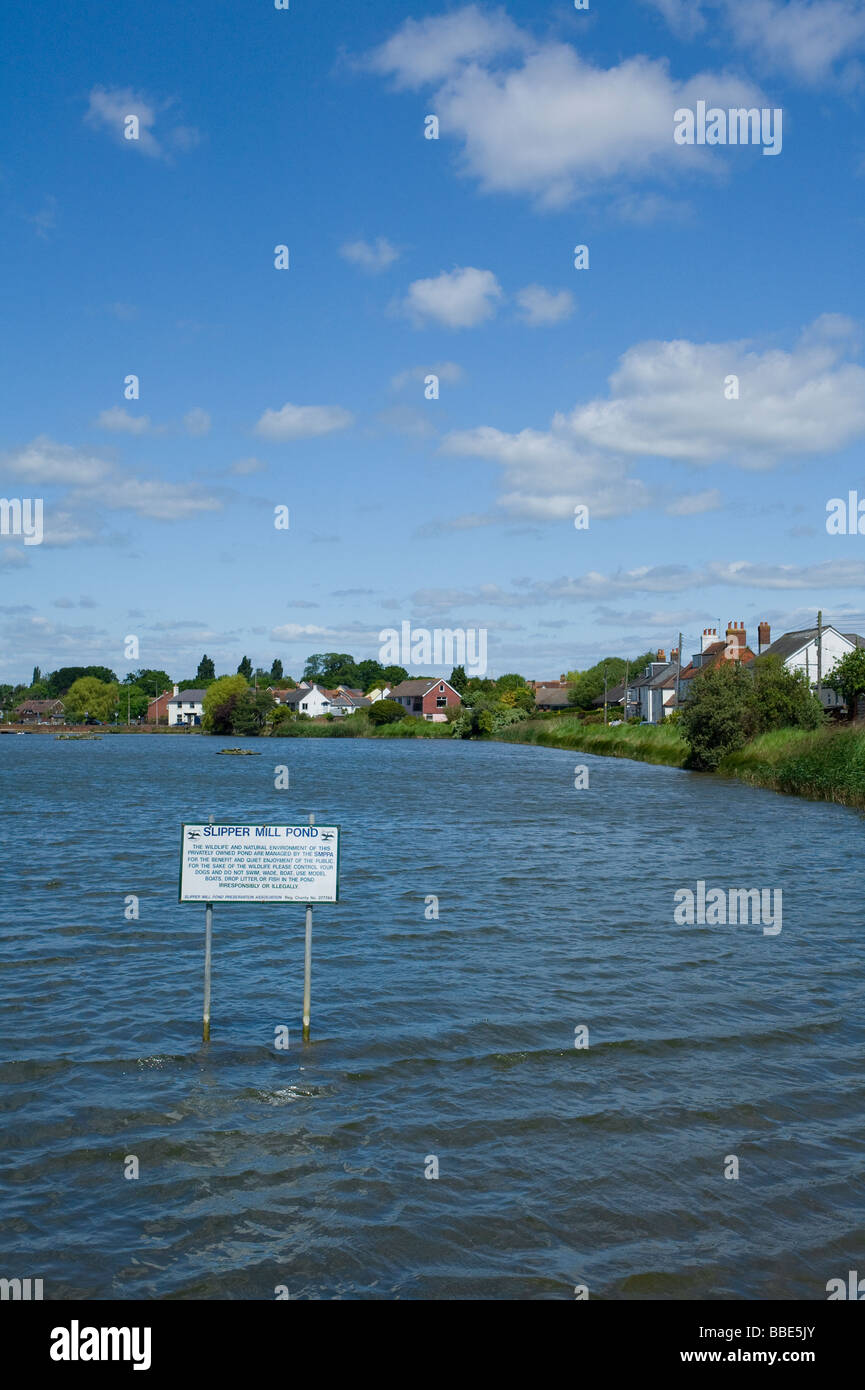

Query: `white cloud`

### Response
(442, 426, 651, 520)
(96, 407, 151, 434)
(72, 476, 220, 522)
(340, 237, 400, 272)
(84, 85, 200, 159)
(368, 8, 764, 207)
(560, 316, 865, 466)
(440, 316, 865, 521)
(2, 437, 110, 486)
(515, 285, 575, 326)
(666, 489, 722, 515)
(399, 266, 503, 328)
(184, 407, 211, 436)
(254, 403, 354, 440)
(230, 456, 266, 475)
(366, 4, 525, 88)
(644, 0, 865, 85)
(391, 361, 464, 390)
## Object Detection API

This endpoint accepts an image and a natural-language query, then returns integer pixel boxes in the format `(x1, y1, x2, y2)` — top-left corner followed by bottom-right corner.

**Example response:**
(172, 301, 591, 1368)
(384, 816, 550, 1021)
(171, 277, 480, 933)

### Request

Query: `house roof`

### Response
(534, 687, 571, 707)
(389, 678, 459, 697)
(15, 699, 64, 712)
(761, 626, 848, 662)
(168, 689, 208, 703)
(843, 633, 865, 648)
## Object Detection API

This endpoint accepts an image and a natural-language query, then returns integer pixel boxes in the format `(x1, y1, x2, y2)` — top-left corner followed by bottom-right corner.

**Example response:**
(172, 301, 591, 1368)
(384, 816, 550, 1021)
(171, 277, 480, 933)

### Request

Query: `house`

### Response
(167, 687, 207, 726)
(146, 688, 174, 724)
(331, 686, 372, 714)
(365, 687, 391, 703)
(277, 683, 334, 718)
(534, 686, 572, 711)
(760, 622, 865, 713)
(269, 687, 299, 706)
(388, 678, 462, 721)
(527, 677, 568, 693)
(677, 623, 757, 707)
(14, 699, 65, 725)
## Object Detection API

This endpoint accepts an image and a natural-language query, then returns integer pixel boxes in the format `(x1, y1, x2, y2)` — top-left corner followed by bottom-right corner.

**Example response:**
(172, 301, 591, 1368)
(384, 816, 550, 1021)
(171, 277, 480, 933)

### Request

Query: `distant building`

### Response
(364, 686, 391, 703)
(146, 688, 174, 724)
(14, 699, 65, 725)
(167, 688, 207, 726)
(388, 678, 462, 721)
(760, 623, 865, 713)
(534, 686, 571, 711)
(276, 683, 333, 718)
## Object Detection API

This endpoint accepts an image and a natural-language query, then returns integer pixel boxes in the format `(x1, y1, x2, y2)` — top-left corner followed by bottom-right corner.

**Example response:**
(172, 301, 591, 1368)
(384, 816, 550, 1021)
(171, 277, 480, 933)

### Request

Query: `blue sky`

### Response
(2, 0, 865, 683)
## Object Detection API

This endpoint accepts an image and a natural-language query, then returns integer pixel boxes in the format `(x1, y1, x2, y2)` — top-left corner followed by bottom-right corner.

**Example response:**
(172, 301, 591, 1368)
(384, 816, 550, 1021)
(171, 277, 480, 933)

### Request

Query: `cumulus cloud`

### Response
(96, 407, 151, 434)
(183, 407, 211, 436)
(644, 0, 865, 85)
(399, 266, 503, 328)
(254, 403, 354, 440)
(340, 237, 400, 272)
(391, 361, 465, 390)
(515, 285, 575, 325)
(84, 85, 200, 159)
(0, 437, 221, 526)
(367, 6, 764, 207)
(441, 316, 865, 521)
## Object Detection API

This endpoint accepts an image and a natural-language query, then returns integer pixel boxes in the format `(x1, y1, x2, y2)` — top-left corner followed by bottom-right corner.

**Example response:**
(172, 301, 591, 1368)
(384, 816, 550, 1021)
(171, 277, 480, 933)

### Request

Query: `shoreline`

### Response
(6, 717, 865, 813)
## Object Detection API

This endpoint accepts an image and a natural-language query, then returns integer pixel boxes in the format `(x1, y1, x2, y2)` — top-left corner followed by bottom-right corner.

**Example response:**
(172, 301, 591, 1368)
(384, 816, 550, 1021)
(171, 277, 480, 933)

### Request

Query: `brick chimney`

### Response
(657, 649, 666, 662)
(726, 621, 746, 649)
(701, 628, 718, 652)
(671, 648, 679, 662)
(758, 622, 771, 654)
(172, 684, 179, 696)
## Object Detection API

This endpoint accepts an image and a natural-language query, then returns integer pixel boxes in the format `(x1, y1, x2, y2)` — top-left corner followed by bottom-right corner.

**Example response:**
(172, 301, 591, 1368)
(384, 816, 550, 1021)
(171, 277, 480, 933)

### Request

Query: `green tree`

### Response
(45, 666, 118, 697)
(826, 647, 865, 720)
(381, 665, 408, 687)
(203, 675, 249, 734)
(196, 654, 216, 684)
(448, 665, 468, 694)
(64, 677, 120, 724)
(118, 684, 150, 721)
(368, 699, 405, 726)
(124, 668, 172, 696)
(231, 688, 274, 736)
(567, 651, 656, 711)
(237, 655, 253, 681)
(679, 663, 755, 769)
(750, 656, 822, 733)
(32, 666, 41, 686)
(270, 658, 284, 682)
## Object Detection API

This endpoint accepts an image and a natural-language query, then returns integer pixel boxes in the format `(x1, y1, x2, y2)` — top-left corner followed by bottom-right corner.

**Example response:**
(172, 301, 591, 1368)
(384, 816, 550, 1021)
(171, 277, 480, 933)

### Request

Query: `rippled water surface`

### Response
(1, 733, 863, 1299)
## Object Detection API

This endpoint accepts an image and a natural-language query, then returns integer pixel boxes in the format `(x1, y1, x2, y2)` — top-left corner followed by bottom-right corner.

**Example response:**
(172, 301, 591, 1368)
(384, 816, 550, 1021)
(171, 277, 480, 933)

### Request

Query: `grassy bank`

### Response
(719, 725, 865, 808)
(493, 716, 865, 810)
(493, 717, 689, 766)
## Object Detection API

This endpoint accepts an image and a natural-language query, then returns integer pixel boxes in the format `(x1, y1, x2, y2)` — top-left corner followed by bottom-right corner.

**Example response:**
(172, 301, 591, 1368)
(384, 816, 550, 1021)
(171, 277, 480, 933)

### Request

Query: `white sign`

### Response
(179, 824, 340, 903)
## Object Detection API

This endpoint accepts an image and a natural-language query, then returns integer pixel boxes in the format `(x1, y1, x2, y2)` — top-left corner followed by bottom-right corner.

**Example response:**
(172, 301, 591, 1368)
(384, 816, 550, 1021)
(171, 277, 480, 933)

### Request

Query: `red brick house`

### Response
(388, 678, 462, 722)
(146, 688, 175, 724)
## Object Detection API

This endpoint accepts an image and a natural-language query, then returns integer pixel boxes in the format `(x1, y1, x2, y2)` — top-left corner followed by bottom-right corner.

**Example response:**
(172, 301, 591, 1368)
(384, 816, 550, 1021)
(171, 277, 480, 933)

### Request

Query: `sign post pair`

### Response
(179, 815, 340, 1043)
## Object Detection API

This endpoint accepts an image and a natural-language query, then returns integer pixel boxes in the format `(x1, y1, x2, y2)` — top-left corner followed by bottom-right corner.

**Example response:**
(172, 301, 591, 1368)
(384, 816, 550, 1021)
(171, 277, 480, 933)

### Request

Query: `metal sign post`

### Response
(302, 814, 314, 1042)
(179, 813, 339, 1045)
(203, 901, 213, 1042)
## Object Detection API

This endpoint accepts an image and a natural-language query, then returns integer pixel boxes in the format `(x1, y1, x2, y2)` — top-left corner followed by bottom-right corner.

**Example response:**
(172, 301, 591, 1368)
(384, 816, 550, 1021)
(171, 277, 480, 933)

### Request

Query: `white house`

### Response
(278, 682, 333, 717)
(167, 686, 206, 726)
(761, 623, 865, 710)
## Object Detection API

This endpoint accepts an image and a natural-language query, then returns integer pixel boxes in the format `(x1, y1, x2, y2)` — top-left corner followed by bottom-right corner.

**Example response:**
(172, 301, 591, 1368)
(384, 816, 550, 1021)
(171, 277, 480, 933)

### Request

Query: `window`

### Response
(439, 684, 444, 691)
(436, 697, 447, 708)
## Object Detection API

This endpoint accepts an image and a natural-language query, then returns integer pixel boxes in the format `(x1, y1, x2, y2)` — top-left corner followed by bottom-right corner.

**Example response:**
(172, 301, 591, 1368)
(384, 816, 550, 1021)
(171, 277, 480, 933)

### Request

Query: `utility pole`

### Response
(676, 631, 683, 711)
(817, 610, 823, 701)
(603, 662, 608, 726)
(624, 660, 629, 721)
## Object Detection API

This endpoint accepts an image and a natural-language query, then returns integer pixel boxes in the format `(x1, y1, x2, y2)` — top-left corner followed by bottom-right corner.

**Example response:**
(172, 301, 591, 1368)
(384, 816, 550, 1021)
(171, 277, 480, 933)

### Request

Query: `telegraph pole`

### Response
(817, 610, 823, 701)
(603, 662, 608, 725)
